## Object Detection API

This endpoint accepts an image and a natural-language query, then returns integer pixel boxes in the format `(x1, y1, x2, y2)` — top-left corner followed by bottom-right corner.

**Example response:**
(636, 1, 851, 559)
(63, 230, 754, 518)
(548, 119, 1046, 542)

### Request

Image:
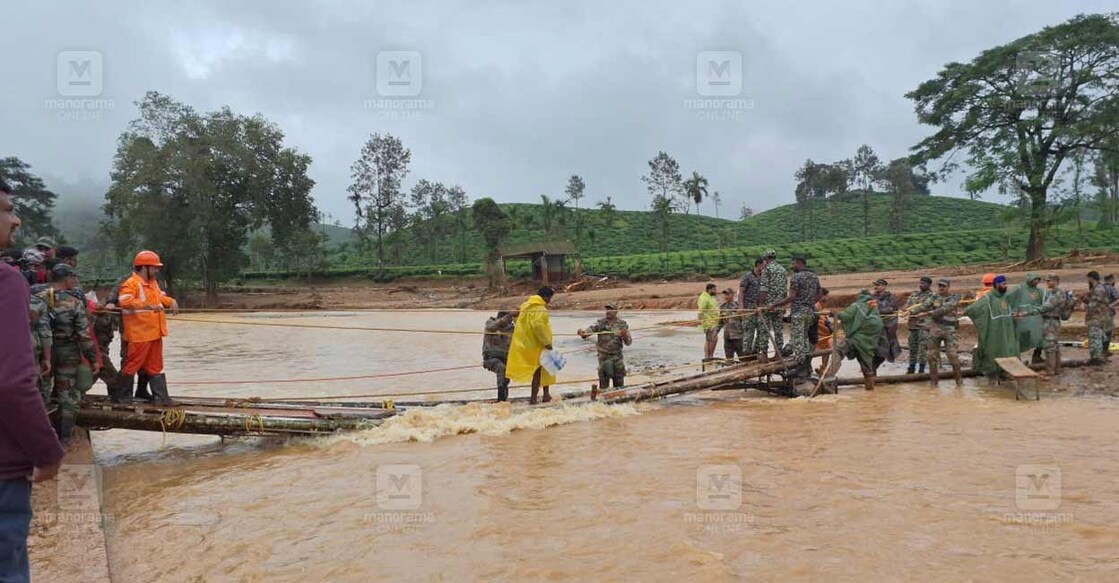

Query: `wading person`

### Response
(910, 279, 963, 387)
(871, 279, 902, 362)
(507, 286, 556, 404)
(115, 250, 178, 404)
(1084, 271, 1119, 365)
(715, 289, 745, 360)
(697, 282, 720, 361)
(738, 257, 765, 361)
(482, 310, 517, 402)
(0, 180, 65, 581)
(759, 249, 788, 355)
(37, 264, 100, 442)
(578, 303, 632, 389)
(1007, 273, 1045, 363)
(1016, 274, 1072, 377)
(770, 255, 820, 380)
(904, 277, 933, 374)
(819, 290, 883, 391)
(964, 274, 1018, 380)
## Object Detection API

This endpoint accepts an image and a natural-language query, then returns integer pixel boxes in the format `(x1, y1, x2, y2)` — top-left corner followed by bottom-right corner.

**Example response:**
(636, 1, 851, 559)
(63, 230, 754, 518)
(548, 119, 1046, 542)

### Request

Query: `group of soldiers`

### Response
(8, 239, 178, 442)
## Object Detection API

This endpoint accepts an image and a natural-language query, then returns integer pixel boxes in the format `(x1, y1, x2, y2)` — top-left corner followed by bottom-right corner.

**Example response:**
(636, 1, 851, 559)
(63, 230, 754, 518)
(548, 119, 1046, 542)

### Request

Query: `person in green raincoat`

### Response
(819, 291, 884, 391)
(964, 274, 1019, 378)
(1006, 273, 1045, 362)
(506, 287, 556, 404)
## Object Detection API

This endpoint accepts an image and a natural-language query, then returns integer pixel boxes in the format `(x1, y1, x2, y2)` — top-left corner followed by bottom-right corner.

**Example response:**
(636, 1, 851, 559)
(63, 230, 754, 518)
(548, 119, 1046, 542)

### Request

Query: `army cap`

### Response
(790, 254, 807, 262)
(919, 276, 933, 284)
(604, 302, 618, 310)
(1044, 273, 1060, 281)
(936, 278, 950, 287)
(721, 288, 735, 295)
(35, 236, 57, 249)
(51, 263, 77, 278)
(873, 278, 888, 286)
(764, 249, 777, 258)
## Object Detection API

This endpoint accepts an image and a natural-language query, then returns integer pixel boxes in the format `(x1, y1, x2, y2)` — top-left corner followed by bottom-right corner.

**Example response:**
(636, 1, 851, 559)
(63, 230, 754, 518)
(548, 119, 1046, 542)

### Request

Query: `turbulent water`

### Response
(42, 311, 1119, 581)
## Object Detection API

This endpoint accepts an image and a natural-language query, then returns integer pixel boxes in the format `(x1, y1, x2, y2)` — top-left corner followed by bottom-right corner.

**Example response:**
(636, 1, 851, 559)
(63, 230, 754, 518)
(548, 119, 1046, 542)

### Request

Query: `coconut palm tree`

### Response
(683, 171, 709, 215)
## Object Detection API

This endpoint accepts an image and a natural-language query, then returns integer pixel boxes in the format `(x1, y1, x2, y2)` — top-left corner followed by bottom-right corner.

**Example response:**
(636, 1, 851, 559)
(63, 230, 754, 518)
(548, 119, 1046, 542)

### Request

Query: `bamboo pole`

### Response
(832, 358, 1093, 387)
(77, 407, 389, 436)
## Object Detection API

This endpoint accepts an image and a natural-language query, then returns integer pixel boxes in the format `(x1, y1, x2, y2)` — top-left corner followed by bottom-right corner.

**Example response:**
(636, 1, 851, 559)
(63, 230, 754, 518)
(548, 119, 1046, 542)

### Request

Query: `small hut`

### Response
(498, 240, 575, 284)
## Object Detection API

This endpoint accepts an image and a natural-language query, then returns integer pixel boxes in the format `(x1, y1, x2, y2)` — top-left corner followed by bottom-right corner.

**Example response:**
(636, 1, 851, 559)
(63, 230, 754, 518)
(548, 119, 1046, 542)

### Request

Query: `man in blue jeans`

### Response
(0, 179, 65, 581)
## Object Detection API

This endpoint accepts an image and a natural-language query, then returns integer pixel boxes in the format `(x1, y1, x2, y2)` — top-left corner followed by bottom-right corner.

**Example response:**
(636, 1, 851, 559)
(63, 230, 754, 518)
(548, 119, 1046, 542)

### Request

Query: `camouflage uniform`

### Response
(715, 299, 745, 359)
(29, 294, 53, 402)
(904, 289, 932, 369)
(788, 269, 820, 374)
(92, 299, 119, 389)
(584, 317, 631, 388)
(760, 261, 788, 352)
(1104, 283, 1118, 356)
(739, 270, 763, 354)
(482, 313, 515, 400)
(1022, 288, 1068, 373)
(872, 291, 902, 362)
(1086, 284, 1111, 363)
(38, 288, 98, 419)
(916, 292, 961, 374)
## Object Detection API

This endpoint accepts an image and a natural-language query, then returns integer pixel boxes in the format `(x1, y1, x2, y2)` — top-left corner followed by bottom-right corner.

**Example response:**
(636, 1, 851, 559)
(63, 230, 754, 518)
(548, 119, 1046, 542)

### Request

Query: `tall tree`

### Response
(738, 204, 754, 220)
(642, 151, 683, 209)
(347, 133, 412, 265)
(851, 144, 883, 237)
(472, 197, 510, 287)
(446, 185, 470, 262)
(907, 13, 1119, 260)
(711, 191, 722, 219)
(651, 193, 674, 252)
(410, 179, 449, 263)
(596, 197, 617, 227)
(682, 171, 709, 215)
(1092, 146, 1119, 228)
(0, 157, 59, 241)
(877, 157, 933, 234)
(564, 175, 586, 250)
(103, 92, 319, 303)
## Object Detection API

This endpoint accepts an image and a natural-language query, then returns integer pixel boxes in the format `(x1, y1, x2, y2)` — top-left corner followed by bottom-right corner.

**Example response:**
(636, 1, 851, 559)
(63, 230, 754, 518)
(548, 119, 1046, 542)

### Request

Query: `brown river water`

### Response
(50, 311, 1119, 580)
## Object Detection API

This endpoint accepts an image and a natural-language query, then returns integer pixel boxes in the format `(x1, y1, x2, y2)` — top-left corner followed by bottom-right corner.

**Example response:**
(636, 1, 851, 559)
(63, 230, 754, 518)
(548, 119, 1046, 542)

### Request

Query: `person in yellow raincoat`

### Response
(506, 286, 556, 403)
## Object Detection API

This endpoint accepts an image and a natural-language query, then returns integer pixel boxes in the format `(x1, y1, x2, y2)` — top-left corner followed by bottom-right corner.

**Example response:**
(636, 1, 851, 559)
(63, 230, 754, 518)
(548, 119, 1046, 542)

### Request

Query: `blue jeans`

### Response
(0, 479, 31, 583)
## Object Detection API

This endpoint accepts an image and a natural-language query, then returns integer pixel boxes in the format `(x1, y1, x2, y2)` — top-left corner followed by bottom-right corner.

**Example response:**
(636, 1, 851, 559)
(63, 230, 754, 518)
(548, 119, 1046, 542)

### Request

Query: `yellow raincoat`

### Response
(505, 295, 556, 384)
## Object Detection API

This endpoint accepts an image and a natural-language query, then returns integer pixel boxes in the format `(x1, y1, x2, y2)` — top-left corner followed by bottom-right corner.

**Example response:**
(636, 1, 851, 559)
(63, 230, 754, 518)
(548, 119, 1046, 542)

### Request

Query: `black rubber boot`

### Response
(111, 375, 134, 404)
(906, 364, 916, 375)
(149, 373, 171, 404)
(918, 364, 926, 374)
(497, 380, 509, 402)
(134, 371, 152, 401)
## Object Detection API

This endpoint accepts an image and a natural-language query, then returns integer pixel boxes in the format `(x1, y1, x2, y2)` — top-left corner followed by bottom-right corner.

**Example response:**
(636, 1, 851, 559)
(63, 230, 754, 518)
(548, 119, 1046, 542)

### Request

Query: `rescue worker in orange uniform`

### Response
(113, 250, 178, 404)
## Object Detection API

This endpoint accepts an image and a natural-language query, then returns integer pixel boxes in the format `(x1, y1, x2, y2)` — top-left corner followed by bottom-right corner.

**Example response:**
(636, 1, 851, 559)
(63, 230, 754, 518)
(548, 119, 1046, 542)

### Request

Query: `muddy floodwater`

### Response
(46, 311, 1119, 581)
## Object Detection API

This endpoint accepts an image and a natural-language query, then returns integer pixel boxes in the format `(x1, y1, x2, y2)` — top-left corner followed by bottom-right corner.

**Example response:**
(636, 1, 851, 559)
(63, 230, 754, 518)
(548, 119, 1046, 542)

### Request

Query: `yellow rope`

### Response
(158, 407, 187, 449)
(244, 414, 265, 434)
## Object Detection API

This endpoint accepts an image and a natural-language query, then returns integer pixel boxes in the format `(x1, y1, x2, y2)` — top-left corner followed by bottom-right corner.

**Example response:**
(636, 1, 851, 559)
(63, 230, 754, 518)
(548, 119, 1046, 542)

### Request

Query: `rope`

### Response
(244, 414, 265, 434)
(158, 407, 187, 449)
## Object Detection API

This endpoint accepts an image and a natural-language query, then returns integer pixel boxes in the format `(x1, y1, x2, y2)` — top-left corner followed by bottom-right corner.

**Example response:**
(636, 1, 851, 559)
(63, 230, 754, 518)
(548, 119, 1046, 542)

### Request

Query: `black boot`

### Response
(918, 364, 926, 374)
(57, 411, 76, 444)
(111, 375, 134, 404)
(906, 364, 916, 375)
(134, 371, 153, 401)
(497, 380, 509, 402)
(149, 373, 171, 404)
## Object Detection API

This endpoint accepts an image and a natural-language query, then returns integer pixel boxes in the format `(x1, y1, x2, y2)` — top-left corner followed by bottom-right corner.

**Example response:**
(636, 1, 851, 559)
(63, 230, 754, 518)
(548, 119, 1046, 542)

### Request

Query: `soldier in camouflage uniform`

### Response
(579, 303, 633, 389)
(738, 257, 765, 358)
(1017, 274, 1069, 376)
(1104, 274, 1118, 361)
(771, 255, 819, 379)
(482, 310, 517, 401)
(909, 278, 962, 386)
(1085, 271, 1118, 365)
(715, 289, 745, 360)
(29, 293, 53, 402)
(37, 264, 99, 442)
(759, 249, 788, 358)
(903, 276, 934, 374)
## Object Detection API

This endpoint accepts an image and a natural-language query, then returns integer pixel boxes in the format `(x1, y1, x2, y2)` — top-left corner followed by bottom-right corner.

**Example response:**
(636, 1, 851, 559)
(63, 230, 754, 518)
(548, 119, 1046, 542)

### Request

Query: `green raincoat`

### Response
(837, 292, 885, 367)
(964, 288, 1019, 375)
(1006, 273, 1044, 351)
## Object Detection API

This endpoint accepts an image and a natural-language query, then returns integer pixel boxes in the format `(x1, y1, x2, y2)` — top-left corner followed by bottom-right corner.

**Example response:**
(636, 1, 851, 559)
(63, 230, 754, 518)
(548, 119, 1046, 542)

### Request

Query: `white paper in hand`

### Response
(539, 349, 567, 376)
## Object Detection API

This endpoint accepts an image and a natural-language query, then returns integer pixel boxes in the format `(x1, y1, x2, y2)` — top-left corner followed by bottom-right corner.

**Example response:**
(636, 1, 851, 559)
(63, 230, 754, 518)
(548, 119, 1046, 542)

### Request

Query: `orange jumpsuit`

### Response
(117, 272, 174, 376)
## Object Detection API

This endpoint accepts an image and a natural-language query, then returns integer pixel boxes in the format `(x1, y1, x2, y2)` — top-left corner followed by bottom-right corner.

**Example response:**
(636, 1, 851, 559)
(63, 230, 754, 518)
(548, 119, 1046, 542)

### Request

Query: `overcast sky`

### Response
(1, 0, 1110, 223)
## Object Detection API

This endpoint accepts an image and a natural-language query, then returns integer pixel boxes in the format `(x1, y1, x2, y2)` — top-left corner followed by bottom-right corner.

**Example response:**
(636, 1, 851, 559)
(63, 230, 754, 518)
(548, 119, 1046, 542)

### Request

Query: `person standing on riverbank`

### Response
(0, 180, 65, 582)
(904, 277, 933, 374)
(697, 283, 720, 360)
(507, 287, 556, 404)
(482, 310, 517, 402)
(911, 279, 963, 386)
(1084, 271, 1119, 365)
(37, 264, 99, 442)
(116, 250, 178, 404)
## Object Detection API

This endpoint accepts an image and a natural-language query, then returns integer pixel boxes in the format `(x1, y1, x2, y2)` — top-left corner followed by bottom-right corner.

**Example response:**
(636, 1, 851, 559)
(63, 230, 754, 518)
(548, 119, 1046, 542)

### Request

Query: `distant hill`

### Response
(325, 195, 1008, 266)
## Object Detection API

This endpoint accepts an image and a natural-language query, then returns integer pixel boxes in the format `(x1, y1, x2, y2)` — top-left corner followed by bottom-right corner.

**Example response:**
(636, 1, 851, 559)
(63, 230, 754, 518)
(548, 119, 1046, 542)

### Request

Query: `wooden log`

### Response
(833, 358, 1093, 387)
(77, 406, 387, 436)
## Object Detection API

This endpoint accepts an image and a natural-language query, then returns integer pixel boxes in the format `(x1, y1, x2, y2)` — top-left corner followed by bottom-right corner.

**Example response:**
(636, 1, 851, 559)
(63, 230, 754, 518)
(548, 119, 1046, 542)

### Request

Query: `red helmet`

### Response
(133, 250, 163, 267)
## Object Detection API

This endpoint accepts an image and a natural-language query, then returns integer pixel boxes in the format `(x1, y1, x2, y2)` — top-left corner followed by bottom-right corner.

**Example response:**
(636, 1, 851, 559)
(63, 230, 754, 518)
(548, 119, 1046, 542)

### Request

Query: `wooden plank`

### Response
(994, 357, 1040, 379)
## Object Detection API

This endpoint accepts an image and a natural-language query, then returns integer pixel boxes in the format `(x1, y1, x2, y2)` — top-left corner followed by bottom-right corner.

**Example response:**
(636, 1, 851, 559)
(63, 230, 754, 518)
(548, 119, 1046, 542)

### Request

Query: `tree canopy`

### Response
(0, 157, 59, 242)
